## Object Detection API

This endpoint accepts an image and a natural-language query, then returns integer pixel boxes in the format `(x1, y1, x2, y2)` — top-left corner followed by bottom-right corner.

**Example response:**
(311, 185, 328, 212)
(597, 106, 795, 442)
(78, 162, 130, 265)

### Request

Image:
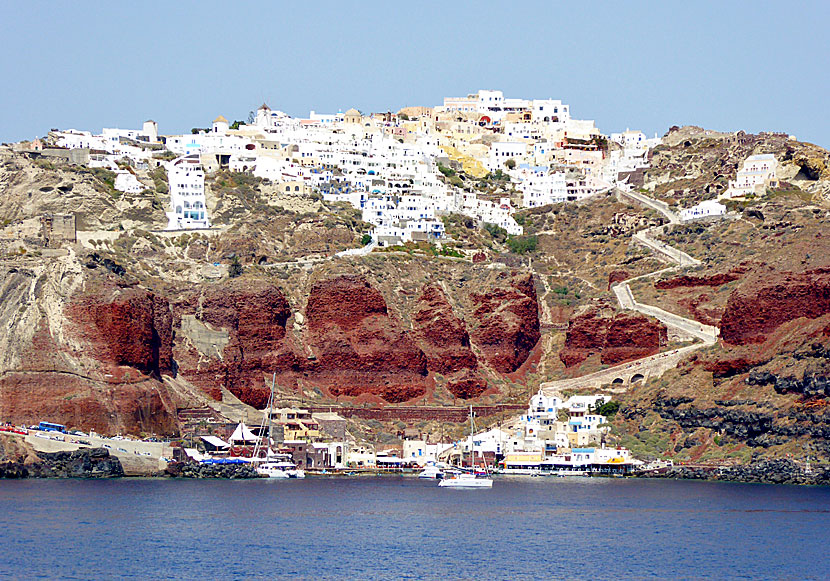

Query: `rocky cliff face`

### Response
(720, 268, 830, 345)
(560, 305, 667, 367)
(0, 261, 181, 437)
(174, 279, 299, 407)
(469, 273, 540, 373)
(303, 275, 430, 403)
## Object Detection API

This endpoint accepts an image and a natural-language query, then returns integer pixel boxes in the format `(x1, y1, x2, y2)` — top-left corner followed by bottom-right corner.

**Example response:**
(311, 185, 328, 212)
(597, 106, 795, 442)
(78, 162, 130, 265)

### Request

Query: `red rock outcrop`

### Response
(607, 269, 629, 290)
(68, 286, 173, 377)
(655, 272, 741, 289)
(447, 371, 489, 399)
(303, 275, 429, 403)
(411, 285, 477, 375)
(560, 306, 667, 367)
(176, 279, 299, 408)
(470, 273, 541, 373)
(720, 268, 830, 345)
(0, 284, 183, 436)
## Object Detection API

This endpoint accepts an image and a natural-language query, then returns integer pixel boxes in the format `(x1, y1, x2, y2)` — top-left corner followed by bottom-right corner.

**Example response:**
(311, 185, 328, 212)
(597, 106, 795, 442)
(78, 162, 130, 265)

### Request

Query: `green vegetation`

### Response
(398, 113, 409, 121)
(504, 158, 516, 170)
(483, 222, 508, 242)
(361, 233, 373, 246)
(592, 398, 621, 417)
(506, 234, 537, 254)
(437, 163, 456, 178)
(228, 256, 243, 278)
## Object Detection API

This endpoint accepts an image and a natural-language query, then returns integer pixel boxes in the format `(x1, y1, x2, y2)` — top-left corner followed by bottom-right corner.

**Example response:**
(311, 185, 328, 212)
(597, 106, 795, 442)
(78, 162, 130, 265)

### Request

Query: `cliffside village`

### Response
(19, 89, 773, 247)
(4, 90, 786, 477)
(173, 390, 637, 475)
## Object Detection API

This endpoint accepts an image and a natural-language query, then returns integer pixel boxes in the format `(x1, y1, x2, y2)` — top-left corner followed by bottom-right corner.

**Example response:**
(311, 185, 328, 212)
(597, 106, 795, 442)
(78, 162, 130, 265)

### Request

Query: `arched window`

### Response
(295, 185, 300, 191)
(183, 201, 191, 209)
(285, 185, 290, 192)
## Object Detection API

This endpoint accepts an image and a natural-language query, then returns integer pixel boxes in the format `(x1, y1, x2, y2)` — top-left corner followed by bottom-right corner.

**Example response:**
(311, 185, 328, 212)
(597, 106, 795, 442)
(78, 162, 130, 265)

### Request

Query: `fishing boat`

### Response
(438, 406, 493, 489)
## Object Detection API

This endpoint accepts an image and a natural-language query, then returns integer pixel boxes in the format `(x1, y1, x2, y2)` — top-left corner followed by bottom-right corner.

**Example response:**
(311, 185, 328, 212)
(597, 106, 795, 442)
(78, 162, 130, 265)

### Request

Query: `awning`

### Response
(200, 435, 230, 448)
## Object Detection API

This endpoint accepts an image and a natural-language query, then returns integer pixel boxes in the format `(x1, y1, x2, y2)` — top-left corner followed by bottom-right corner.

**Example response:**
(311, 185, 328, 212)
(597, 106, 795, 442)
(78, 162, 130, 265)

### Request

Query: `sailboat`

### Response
(438, 406, 493, 488)
(253, 374, 305, 479)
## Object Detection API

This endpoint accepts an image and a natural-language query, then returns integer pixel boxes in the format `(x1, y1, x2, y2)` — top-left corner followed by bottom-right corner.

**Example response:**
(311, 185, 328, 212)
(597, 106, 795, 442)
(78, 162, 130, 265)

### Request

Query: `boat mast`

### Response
(469, 405, 474, 470)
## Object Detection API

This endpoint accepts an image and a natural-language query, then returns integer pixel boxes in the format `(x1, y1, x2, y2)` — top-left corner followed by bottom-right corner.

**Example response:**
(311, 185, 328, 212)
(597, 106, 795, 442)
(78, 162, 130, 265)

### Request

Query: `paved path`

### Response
(542, 189, 718, 397)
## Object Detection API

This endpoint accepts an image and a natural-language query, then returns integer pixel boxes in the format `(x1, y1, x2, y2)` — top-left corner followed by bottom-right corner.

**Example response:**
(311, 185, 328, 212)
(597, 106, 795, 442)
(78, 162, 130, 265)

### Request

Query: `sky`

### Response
(2, 1, 829, 146)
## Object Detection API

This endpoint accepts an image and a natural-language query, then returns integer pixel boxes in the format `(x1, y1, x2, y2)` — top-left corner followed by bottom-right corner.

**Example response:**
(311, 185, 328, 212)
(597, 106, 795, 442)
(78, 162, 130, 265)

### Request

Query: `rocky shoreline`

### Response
(0, 448, 123, 479)
(164, 461, 260, 479)
(640, 459, 830, 486)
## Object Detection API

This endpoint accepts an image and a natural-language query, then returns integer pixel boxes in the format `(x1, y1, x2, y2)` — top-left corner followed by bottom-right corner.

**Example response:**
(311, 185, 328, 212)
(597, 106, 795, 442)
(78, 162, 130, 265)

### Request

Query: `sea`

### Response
(0, 476, 828, 580)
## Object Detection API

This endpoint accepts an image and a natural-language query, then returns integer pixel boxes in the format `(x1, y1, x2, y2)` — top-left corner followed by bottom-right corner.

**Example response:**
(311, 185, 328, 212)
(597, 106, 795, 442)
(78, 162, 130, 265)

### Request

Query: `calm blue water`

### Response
(0, 477, 828, 580)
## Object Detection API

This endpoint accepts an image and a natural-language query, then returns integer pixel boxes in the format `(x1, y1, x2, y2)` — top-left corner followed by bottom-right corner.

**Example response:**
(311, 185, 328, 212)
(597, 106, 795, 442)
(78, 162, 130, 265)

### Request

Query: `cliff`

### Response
(560, 305, 667, 367)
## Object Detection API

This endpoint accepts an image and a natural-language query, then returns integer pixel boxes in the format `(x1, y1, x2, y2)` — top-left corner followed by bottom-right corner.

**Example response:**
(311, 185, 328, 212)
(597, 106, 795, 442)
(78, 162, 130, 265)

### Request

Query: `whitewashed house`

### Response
(680, 199, 727, 221)
(724, 154, 778, 198)
(165, 154, 210, 230)
(114, 170, 143, 193)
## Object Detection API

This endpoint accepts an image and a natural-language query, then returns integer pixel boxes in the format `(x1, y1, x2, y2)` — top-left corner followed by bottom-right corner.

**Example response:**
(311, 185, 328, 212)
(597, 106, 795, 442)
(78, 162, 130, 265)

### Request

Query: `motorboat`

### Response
(438, 470, 493, 488)
(417, 464, 443, 479)
(257, 461, 305, 479)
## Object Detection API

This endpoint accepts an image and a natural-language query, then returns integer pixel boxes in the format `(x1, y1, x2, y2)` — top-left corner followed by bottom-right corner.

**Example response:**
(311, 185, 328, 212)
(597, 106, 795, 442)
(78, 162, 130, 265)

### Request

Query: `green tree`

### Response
(228, 256, 243, 278)
(361, 234, 373, 245)
(504, 158, 517, 170)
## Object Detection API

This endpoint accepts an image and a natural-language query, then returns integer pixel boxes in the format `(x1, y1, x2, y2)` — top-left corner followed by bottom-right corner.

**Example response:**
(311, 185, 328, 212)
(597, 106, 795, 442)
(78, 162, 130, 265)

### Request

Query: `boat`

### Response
(439, 470, 493, 488)
(257, 460, 305, 479)
(251, 374, 305, 479)
(418, 463, 443, 479)
(438, 406, 493, 489)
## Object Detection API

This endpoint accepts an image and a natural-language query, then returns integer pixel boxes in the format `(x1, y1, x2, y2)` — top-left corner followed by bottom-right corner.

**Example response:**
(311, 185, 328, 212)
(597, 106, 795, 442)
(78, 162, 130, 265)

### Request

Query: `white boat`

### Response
(418, 464, 443, 479)
(257, 461, 305, 479)
(438, 470, 493, 488)
(438, 406, 493, 489)
(252, 374, 305, 480)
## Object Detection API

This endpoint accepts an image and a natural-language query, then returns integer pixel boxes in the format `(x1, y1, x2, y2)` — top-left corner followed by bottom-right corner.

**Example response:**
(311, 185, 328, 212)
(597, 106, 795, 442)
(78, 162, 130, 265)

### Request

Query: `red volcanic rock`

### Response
(607, 270, 629, 290)
(720, 268, 830, 345)
(677, 294, 723, 327)
(179, 279, 299, 408)
(472, 251, 488, 264)
(411, 285, 478, 375)
(701, 356, 764, 378)
(447, 371, 488, 399)
(560, 306, 667, 367)
(655, 272, 741, 289)
(470, 273, 541, 374)
(68, 287, 173, 377)
(6, 308, 179, 436)
(303, 275, 429, 403)
(305, 275, 386, 331)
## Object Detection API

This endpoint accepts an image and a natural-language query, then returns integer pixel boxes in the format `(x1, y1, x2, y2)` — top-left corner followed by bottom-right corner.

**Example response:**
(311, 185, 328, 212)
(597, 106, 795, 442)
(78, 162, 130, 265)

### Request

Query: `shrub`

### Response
(506, 235, 537, 254)
(228, 256, 243, 278)
(361, 234, 373, 245)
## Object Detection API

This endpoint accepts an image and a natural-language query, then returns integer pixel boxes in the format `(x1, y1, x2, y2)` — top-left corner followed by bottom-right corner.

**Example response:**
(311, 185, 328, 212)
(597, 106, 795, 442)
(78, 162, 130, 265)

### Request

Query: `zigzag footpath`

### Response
(541, 188, 718, 396)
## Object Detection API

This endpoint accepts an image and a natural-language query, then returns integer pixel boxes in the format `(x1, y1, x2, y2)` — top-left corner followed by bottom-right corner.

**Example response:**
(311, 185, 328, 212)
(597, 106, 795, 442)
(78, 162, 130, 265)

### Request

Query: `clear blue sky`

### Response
(2, 1, 828, 146)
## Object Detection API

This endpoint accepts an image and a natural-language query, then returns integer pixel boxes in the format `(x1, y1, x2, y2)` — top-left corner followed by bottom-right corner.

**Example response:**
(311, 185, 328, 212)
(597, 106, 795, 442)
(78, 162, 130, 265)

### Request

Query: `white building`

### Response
(165, 154, 210, 230)
(680, 199, 727, 221)
(724, 154, 778, 198)
(114, 170, 143, 194)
